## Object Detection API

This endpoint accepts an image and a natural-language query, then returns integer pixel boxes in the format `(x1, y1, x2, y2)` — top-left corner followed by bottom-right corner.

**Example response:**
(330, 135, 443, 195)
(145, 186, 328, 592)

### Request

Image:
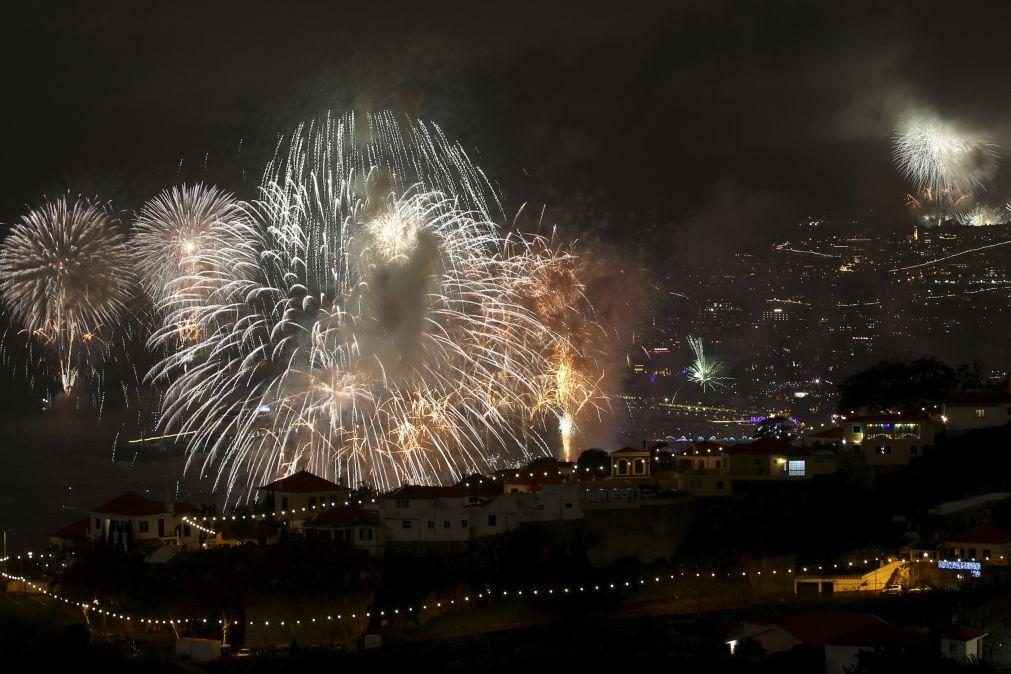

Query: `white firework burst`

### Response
(0, 196, 131, 393)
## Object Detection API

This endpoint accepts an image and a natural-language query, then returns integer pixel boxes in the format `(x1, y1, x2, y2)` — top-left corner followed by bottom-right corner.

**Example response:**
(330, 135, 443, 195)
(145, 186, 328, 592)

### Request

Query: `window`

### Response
(281, 497, 289, 510)
(183, 525, 191, 537)
(716, 481, 725, 490)
(976, 408, 987, 419)
(158, 519, 165, 537)
(565, 502, 573, 508)
(443, 521, 451, 528)
(358, 528, 373, 541)
(787, 460, 806, 477)
(969, 548, 977, 559)
(308, 497, 316, 508)
(427, 521, 434, 529)
(95, 518, 102, 530)
(617, 459, 629, 475)
(488, 514, 497, 527)
(852, 425, 861, 434)
(395, 498, 410, 508)
(139, 521, 149, 533)
(910, 445, 919, 456)
(402, 520, 412, 529)
(461, 520, 468, 528)
(984, 548, 992, 559)
(633, 459, 645, 475)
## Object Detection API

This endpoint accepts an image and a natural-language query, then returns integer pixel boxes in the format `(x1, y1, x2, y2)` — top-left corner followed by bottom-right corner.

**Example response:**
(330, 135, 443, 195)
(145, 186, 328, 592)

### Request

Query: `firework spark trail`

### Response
(954, 204, 1011, 227)
(149, 112, 584, 500)
(889, 239, 1011, 273)
(503, 233, 608, 461)
(0, 196, 131, 394)
(686, 335, 731, 393)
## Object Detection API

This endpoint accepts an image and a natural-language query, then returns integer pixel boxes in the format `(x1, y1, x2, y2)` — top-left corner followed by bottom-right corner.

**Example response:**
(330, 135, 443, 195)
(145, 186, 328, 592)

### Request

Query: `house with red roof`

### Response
(940, 627, 987, 661)
(727, 611, 914, 674)
(944, 376, 1011, 431)
(609, 446, 651, 478)
(255, 470, 350, 527)
(945, 524, 1011, 565)
(87, 491, 204, 551)
(723, 437, 836, 479)
(840, 414, 937, 467)
(49, 517, 90, 551)
(302, 506, 385, 558)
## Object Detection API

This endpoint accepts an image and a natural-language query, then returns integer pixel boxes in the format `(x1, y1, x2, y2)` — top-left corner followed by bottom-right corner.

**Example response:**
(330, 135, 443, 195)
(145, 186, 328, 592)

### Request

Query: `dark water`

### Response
(0, 406, 216, 553)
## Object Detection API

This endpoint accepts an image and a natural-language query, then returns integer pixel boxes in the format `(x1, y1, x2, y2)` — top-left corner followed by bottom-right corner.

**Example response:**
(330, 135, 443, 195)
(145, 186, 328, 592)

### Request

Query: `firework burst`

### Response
(149, 112, 573, 499)
(0, 196, 131, 394)
(504, 233, 607, 461)
(893, 114, 999, 198)
(686, 335, 731, 392)
(134, 184, 247, 343)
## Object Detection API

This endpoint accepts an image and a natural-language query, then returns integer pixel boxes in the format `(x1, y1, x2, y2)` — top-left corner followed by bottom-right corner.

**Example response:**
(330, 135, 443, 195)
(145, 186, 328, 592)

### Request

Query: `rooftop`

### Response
(948, 523, 1011, 545)
(256, 470, 345, 494)
(91, 491, 171, 517)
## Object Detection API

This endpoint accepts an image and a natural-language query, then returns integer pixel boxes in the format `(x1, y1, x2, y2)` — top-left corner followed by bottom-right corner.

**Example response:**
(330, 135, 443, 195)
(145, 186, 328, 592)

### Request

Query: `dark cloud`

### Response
(3, 0, 1011, 236)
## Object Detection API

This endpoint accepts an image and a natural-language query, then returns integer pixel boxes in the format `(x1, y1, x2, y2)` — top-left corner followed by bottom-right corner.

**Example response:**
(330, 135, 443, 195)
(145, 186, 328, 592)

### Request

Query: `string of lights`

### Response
(0, 553, 982, 634)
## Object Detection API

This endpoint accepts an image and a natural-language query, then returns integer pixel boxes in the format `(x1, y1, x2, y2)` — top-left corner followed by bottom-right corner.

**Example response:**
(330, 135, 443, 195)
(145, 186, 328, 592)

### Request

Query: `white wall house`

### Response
(88, 491, 203, 551)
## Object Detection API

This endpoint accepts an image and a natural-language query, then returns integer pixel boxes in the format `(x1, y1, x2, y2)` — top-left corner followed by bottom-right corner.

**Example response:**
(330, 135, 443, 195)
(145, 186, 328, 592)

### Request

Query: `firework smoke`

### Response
(0, 196, 131, 394)
(149, 112, 582, 498)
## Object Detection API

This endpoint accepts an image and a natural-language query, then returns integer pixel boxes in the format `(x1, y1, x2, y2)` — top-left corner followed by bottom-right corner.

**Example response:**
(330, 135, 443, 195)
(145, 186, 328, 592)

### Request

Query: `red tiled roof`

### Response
(724, 437, 806, 456)
(744, 612, 890, 648)
(948, 524, 1011, 545)
(611, 446, 648, 455)
(91, 491, 168, 517)
(808, 426, 844, 440)
(942, 627, 988, 641)
(256, 470, 345, 493)
(50, 517, 90, 541)
(848, 415, 931, 423)
(946, 391, 1011, 406)
(309, 507, 379, 527)
(382, 485, 468, 499)
(174, 501, 201, 515)
(827, 622, 913, 647)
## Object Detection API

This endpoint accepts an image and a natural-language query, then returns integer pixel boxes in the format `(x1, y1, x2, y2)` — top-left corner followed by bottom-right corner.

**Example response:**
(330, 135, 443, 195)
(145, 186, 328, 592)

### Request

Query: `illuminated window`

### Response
(975, 409, 986, 419)
(787, 460, 806, 477)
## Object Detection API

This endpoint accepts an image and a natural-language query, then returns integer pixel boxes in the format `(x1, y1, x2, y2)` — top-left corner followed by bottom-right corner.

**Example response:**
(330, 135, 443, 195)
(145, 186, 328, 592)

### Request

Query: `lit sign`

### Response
(937, 560, 982, 577)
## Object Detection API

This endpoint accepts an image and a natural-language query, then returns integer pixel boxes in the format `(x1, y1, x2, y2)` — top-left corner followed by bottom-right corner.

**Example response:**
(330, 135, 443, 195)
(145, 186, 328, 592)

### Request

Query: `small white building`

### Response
(944, 379, 1011, 431)
(87, 491, 203, 551)
(255, 470, 350, 527)
(941, 627, 987, 661)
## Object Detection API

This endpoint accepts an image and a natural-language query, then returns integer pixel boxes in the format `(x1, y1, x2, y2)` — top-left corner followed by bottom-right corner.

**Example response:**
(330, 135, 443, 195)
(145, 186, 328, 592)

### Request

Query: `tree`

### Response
(576, 448, 610, 478)
(837, 357, 987, 414)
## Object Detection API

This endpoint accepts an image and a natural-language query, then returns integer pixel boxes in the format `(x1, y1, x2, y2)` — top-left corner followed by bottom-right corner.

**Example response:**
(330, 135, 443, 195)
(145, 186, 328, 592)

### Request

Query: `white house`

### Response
(944, 379, 1011, 431)
(941, 627, 987, 661)
(255, 470, 350, 530)
(87, 491, 203, 551)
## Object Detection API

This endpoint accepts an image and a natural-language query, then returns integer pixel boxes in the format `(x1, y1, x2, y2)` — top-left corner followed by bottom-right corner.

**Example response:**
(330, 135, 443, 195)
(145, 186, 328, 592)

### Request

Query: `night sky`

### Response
(3, 0, 1011, 549)
(6, 0, 1011, 247)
